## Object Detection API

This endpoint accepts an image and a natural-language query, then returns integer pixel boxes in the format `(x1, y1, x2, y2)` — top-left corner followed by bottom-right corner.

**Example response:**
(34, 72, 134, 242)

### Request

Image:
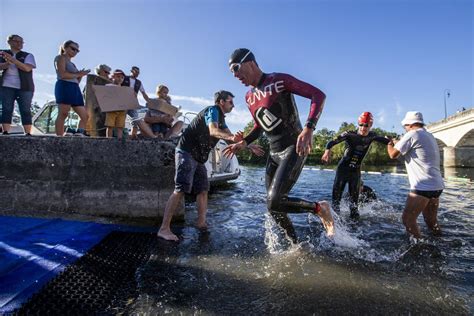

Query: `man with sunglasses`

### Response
(321, 112, 391, 219)
(158, 90, 249, 241)
(224, 48, 335, 240)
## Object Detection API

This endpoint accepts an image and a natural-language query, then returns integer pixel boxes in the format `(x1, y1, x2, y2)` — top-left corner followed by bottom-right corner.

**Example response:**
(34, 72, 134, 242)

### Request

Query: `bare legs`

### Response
(55, 104, 89, 136)
(157, 190, 208, 241)
(196, 191, 208, 229)
(402, 192, 442, 239)
(158, 191, 184, 241)
(318, 201, 335, 237)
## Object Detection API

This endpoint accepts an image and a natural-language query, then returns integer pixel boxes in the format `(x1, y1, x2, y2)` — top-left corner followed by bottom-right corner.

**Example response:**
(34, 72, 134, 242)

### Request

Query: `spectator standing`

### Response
(387, 111, 444, 239)
(0, 34, 36, 135)
(95, 64, 111, 80)
(122, 66, 150, 139)
(146, 84, 183, 139)
(54, 40, 90, 136)
(104, 69, 127, 140)
(157, 90, 245, 241)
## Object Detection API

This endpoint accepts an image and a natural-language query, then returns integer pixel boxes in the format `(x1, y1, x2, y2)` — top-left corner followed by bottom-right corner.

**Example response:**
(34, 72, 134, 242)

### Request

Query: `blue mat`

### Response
(0, 215, 152, 313)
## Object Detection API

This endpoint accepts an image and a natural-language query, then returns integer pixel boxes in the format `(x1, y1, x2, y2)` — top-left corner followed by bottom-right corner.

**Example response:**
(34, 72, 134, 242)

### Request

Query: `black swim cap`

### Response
(229, 48, 255, 65)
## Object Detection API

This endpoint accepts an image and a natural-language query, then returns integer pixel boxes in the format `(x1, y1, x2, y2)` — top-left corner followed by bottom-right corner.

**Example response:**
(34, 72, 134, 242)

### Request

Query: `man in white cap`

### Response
(387, 111, 444, 239)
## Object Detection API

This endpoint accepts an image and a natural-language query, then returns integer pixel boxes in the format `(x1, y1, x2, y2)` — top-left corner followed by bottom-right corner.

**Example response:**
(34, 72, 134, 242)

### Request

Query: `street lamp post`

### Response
(444, 89, 451, 119)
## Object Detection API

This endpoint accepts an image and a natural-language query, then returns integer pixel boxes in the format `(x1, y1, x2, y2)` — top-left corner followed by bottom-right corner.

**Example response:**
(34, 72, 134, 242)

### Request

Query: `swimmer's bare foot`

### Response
(316, 201, 335, 237)
(157, 229, 179, 241)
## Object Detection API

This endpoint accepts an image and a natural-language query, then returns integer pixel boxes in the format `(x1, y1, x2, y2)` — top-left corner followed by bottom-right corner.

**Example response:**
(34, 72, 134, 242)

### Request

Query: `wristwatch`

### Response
(305, 121, 316, 130)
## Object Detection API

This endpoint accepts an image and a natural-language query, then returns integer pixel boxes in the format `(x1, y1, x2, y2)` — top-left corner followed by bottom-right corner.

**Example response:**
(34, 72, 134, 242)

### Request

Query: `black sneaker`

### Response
(2, 131, 9, 135)
(64, 127, 75, 136)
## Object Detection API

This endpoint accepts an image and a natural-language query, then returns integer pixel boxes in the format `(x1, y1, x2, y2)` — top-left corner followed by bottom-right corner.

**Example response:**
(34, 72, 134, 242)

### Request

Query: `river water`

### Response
(126, 166, 473, 315)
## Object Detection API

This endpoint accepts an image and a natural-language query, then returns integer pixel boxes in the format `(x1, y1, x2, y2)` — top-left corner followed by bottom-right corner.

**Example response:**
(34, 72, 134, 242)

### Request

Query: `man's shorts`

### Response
(127, 109, 140, 128)
(105, 111, 126, 128)
(410, 189, 443, 199)
(175, 149, 209, 194)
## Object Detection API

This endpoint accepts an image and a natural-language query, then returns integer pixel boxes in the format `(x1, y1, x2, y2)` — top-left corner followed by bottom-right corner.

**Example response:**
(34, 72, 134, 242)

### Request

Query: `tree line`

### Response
(236, 121, 398, 166)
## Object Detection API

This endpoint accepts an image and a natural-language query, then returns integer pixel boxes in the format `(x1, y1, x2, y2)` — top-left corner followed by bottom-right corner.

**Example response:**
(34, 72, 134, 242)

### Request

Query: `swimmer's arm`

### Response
(280, 73, 326, 130)
(325, 132, 349, 150)
(243, 122, 262, 145)
(373, 135, 391, 145)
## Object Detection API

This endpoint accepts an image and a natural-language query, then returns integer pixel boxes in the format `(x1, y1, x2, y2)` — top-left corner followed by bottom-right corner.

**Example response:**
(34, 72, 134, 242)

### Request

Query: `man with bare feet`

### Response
(387, 111, 444, 240)
(223, 49, 335, 240)
(158, 90, 248, 241)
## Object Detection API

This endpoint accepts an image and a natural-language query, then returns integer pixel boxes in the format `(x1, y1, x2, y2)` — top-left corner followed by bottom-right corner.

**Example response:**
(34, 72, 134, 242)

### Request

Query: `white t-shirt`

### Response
(2, 52, 36, 89)
(395, 128, 444, 191)
(130, 77, 145, 93)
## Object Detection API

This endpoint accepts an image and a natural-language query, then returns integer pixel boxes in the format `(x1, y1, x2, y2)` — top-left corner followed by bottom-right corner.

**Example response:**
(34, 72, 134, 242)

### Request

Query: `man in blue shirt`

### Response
(158, 90, 261, 241)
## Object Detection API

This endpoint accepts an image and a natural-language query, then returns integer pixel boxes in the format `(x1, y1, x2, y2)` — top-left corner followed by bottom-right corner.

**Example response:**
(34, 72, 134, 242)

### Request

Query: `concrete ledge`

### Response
(0, 136, 184, 223)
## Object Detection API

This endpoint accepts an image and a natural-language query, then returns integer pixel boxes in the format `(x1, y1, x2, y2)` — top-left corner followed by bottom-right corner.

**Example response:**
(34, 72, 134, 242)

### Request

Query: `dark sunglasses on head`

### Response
(229, 50, 251, 73)
(359, 123, 370, 127)
(69, 47, 80, 52)
(103, 70, 110, 74)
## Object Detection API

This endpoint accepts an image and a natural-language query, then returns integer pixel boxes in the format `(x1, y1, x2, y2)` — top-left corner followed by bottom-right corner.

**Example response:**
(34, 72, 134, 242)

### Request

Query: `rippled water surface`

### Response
(126, 166, 473, 315)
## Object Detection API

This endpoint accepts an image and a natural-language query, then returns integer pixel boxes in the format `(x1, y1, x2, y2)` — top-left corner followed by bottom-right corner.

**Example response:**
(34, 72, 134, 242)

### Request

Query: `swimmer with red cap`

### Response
(321, 112, 392, 219)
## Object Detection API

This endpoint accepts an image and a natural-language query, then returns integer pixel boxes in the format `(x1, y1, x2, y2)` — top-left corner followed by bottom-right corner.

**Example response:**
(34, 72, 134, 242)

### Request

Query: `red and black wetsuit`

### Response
(326, 130, 390, 217)
(243, 73, 325, 238)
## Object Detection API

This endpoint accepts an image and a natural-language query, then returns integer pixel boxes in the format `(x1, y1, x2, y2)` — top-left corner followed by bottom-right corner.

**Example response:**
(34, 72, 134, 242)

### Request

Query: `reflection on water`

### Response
(123, 166, 473, 314)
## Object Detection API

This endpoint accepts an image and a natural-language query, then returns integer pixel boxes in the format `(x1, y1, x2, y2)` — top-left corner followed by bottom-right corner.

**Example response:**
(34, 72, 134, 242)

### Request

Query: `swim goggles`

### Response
(229, 50, 252, 73)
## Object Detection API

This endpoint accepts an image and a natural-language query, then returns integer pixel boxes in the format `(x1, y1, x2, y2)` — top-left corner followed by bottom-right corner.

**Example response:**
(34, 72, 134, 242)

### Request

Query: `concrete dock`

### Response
(0, 136, 184, 223)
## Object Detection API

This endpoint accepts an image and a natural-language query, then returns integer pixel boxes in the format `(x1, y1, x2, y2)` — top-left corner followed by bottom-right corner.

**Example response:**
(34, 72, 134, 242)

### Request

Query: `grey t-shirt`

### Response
(54, 55, 79, 84)
(395, 128, 444, 191)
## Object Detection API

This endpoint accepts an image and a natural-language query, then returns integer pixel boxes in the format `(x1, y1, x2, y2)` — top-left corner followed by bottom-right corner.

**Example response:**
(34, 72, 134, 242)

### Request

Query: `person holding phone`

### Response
(54, 40, 90, 136)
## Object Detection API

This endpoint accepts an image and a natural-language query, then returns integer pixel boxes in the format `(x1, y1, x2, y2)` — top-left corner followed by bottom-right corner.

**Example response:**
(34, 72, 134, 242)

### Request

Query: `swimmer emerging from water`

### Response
(322, 112, 391, 219)
(224, 48, 335, 240)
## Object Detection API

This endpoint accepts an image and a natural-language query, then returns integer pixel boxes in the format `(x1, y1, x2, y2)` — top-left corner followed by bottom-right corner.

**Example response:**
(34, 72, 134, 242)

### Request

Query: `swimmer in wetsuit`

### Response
(223, 48, 335, 240)
(321, 112, 390, 219)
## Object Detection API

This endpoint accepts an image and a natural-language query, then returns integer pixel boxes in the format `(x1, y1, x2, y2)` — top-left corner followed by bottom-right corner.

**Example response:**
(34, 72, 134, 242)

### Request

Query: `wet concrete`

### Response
(0, 135, 183, 222)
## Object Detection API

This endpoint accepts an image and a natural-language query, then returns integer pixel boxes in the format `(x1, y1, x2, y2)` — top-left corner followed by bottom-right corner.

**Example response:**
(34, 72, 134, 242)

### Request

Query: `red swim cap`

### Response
(358, 112, 373, 124)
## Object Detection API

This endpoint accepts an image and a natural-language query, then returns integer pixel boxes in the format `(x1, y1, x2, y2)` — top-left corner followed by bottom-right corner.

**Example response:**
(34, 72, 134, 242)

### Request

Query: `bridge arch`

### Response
(427, 108, 474, 167)
(456, 129, 474, 147)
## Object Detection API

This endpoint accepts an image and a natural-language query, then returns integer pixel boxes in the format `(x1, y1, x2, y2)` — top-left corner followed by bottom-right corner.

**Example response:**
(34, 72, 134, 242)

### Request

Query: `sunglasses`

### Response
(69, 46, 80, 53)
(358, 123, 370, 127)
(229, 50, 251, 73)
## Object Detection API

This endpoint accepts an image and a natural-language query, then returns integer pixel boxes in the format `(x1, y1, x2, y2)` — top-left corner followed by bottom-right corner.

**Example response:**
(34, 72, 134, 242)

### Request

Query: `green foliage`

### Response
(237, 120, 397, 166)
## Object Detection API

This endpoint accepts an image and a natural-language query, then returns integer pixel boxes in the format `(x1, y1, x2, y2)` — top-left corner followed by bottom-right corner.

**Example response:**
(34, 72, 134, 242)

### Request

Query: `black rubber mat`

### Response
(15, 231, 156, 315)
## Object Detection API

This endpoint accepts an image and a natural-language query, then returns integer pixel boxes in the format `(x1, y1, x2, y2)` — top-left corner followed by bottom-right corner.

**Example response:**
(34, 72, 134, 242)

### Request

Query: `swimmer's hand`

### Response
(296, 127, 313, 156)
(321, 149, 331, 164)
(247, 144, 265, 157)
(232, 131, 244, 143)
(223, 141, 246, 158)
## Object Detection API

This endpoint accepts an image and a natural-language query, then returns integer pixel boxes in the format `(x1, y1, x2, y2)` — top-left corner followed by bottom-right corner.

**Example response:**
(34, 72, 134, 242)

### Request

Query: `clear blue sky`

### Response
(1, 0, 472, 134)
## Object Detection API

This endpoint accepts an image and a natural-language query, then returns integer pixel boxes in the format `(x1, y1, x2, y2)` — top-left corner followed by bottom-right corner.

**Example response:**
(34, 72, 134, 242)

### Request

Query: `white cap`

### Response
(401, 111, 424, 126)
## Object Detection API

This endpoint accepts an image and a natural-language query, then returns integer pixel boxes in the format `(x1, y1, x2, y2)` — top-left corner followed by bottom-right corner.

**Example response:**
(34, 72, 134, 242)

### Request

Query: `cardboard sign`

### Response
(93, 85, 140, 112)
(146, 98, 180, 116)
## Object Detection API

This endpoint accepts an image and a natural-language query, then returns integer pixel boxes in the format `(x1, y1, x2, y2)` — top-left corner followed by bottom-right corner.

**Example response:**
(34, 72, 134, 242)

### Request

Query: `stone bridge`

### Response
(426, 108, 474, 167)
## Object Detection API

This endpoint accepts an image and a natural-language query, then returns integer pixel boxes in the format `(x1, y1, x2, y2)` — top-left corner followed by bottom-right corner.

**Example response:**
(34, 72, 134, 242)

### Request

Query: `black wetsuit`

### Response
(243, 73, 325, 239)
(326, 131, 389, 217)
